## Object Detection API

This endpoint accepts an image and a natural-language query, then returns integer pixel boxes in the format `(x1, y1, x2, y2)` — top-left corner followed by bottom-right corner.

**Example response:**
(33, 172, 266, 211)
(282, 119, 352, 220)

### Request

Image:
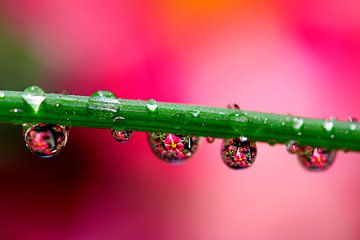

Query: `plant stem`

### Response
(0, 88, 359, 151)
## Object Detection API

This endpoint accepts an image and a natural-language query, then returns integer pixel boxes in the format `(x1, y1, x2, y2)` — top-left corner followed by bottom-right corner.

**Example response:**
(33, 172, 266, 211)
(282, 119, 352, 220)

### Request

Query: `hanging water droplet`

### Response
(286, 140, 302, 154)
(322, 119, 334, 132)
(268, 138, 277, 146)
(293, 117, 304, 130)
(221, 137, 257, 169)
(112, 129, 133, 142)
(206, 137, 215, 143)
(23, 86, 46, 113)
(146, 99, 158, 113)
(0, 91, 5, 98)
(24, 123, 69, 158)
(297, 147, 336, 171)
(148, 133, 200, 163)
(90, 90, 116, 99)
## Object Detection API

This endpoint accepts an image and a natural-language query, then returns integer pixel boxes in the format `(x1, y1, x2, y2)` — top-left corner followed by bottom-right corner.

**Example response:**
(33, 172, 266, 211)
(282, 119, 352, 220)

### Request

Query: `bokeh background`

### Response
(0, 1, 360, 239)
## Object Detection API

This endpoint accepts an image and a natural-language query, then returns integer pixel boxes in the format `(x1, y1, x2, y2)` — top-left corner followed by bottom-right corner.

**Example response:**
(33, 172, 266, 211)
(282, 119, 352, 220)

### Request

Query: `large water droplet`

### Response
(148, 133, 200, 163)
(221, 137, 257, 169)
(24, 123, 69, 158)
(297, 147, 336, 171)
(293, 117, 304, 130)
(112, 129, 133, 142)
(322, 119, 334, 132)
(23, 86, 46, 113)
(146, 99, 158, 113)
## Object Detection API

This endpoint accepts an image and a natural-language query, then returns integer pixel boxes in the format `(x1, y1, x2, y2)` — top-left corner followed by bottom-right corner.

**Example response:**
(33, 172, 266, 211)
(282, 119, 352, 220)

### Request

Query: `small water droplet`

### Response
(206, 137, 215, 143)
(221, 137, 257, 169)
(24, 123, 69, 158)
(263, 118, 268, 124)
(146, 99, 158, 113)
(90, 90, 116, 99)
(348, 117, 358, 131)
(293, 117, 304, 130)
(227, 103, 240, 109)
(192, 110, 200, 117)
(148, 133, 200, 163)
(268, 138, 277, 146)
(297, 131, 302, 136)
(322, 119, 334, 132)
(55, 103, 61, 108)
(297, 147, 336, 171)
(0, 91, 5, 98)
(112, 129, 133, 142)
(330, 134, 336, 139)
(281, 121, 286, 126)
(23, 86, 46, 113)
(286, 140, 302, 154)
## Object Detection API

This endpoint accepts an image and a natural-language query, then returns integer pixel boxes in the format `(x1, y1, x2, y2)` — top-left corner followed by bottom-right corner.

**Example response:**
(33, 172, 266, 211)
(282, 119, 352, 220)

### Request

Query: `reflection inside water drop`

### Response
(24, 123, 69, 158)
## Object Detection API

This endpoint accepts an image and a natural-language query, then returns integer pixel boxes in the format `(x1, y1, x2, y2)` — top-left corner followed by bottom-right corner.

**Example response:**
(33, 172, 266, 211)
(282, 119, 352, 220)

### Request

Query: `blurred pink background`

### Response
(0, 1, 360, 239)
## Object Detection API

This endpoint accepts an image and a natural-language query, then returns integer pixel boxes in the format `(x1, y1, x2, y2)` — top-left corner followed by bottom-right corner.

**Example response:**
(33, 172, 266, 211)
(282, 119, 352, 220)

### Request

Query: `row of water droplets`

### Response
(4, 86, 356, 170)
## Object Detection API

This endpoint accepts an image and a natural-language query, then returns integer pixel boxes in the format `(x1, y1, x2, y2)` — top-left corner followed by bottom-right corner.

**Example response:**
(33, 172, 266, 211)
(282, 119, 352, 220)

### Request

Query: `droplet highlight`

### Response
(221, 137, 257, 169)
(293, 117, 304, 130)
(24, 123, 69, 158)
(148, 133, 200, 163)
(323, 119, 334, 132)
(112, 129, 133, 142)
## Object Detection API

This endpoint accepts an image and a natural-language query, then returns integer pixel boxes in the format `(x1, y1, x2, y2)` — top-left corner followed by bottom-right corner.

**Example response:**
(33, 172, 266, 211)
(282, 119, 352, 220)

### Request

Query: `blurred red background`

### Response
(0, 1, 360, 239)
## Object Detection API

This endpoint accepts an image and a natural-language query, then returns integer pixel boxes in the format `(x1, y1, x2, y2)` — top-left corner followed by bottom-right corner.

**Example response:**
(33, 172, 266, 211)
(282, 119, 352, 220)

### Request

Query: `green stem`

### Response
(0, 87, 359, 151)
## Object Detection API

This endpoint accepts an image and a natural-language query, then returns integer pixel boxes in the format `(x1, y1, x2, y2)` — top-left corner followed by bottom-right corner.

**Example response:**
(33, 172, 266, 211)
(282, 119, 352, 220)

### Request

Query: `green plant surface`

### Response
(0, 87, 359, 151)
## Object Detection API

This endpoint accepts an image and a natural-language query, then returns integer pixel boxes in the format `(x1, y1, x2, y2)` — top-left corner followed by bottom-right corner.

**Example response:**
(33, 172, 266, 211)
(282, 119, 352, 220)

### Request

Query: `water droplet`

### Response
(24, 123, 69, 158)
(297, 131, 302, 136)
(112, 129, 133, 142)
(0, 91, 5, 98)
(191, 110, 200, 117)
(23, 86, 46, 113)
(297, 147, 336, 171)
(286, 140, 302, 154)
(90, 90, 116, 99)
(227, 103, 240, 110)
(281, 121, 286, 126)
(330, 134, 336, 139)
(293, 117, 304, 130)
(322, 119, 334, 132)
(148, 133, 200, 163)
(348, 117, 358, 131)
(55, 103, 61, 108)
(206, 137, 215, 143)
(146, 99, 158, 113)
(221, 137, 257, 169)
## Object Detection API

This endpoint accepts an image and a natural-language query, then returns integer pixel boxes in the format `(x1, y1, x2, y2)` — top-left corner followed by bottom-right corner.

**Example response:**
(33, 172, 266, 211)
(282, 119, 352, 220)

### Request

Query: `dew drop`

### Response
(191, 110, 200, 117)
(0, 91, 5, 98)
(148, 133, 200, 163)
(293, 117, 304, 130)
(322, 119, 334, 132)
(146, 99, 158, 113)
(10, 108, 23, 113)
(24, 123, 69, 158)
(348, 117, 358, 131)
(286, 140, 302, 154)
(206, 137, 215, 143)
(112, 129, 133, 142)
(297, 147, 336, 171)
(23, 86, 46, 113)
(221, 137, 257, 169)
(268, 138, 277, 146)
(281, 121, 286, 126)
(90, 90, 116, 99)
